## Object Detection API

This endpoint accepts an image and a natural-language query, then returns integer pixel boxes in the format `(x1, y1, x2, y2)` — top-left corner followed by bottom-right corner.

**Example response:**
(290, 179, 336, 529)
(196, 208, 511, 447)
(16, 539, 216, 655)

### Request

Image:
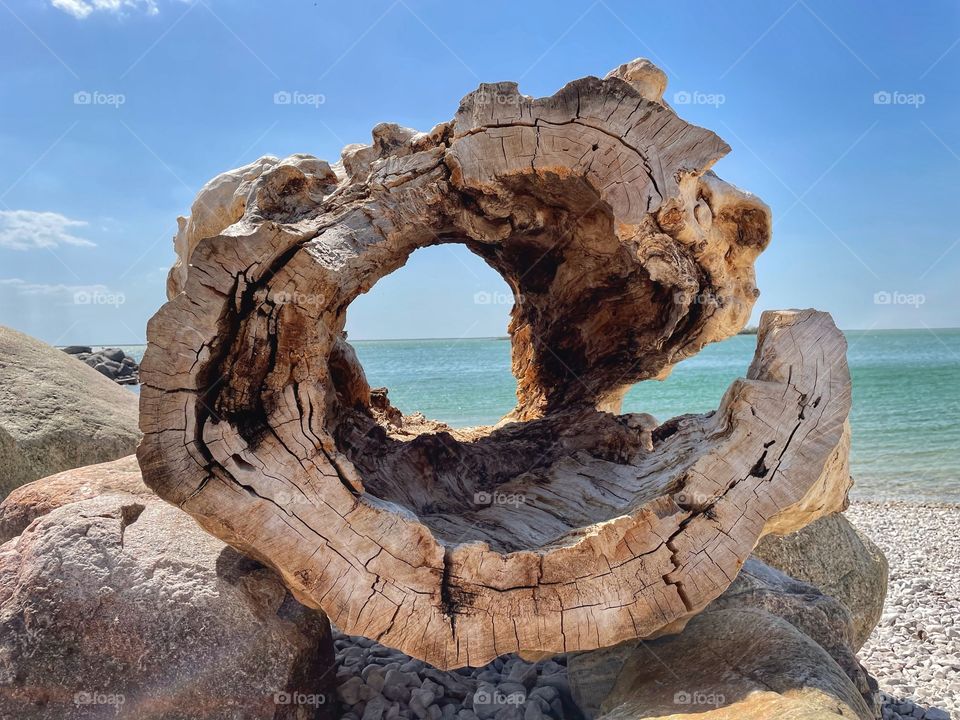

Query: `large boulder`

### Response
(707, 559, 878, 711)
(0, 465, 336, 720)
(753, 512, 888, 649)
(0, 326, 140, 498)
(569, 559, 878, 720)
(595, 608, 873, 720)
(0, 455, 150, 543)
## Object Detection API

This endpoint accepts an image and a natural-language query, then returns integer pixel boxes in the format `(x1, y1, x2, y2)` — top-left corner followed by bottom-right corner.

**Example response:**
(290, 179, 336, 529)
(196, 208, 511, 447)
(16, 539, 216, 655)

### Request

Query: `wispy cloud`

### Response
(0, 210, 95, 250)
(0, 278, 105, 296)
(0, 279, 125, 306)
(50, 0, 164, 19)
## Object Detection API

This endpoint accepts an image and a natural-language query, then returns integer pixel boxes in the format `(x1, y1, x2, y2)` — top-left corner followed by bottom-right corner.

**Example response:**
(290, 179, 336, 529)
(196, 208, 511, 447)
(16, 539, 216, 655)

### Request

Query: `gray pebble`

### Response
(385, 669, 419, 688)
(363, 695, 388, 720)
(383, 684, 412, 704)
(496, 682, 526, 698)
(528, 687, 557, 703)
(339, 676, 366, 705)
(366, 666, 387, 693)
(410, 688, 437, 719)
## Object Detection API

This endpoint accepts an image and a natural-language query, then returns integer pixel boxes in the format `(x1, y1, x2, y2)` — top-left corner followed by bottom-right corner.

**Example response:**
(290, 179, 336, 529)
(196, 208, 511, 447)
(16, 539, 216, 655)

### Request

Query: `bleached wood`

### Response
(138, 61, 852, 669)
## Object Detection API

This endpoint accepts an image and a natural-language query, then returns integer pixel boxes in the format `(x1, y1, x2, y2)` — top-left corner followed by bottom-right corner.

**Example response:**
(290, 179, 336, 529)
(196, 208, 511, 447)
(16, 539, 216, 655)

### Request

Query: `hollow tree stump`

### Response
(138, 59, 853, 669)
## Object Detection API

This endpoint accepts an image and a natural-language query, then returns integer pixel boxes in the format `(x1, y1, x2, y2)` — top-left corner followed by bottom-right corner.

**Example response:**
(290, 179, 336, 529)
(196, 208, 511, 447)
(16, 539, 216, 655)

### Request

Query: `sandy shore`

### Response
(848, 500, 959, 720)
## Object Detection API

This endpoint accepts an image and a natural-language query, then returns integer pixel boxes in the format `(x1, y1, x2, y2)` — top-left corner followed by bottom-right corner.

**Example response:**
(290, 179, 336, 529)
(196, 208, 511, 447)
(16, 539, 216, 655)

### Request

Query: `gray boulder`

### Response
(100, 348, 126, 363)
(753, 512, 888, 649)
(594, 607, 873, 720)
(569, 559, 878, 720)
(0, 455, 150, 543)
(0, 479, 336, 719)
(0, 326, 140, 498)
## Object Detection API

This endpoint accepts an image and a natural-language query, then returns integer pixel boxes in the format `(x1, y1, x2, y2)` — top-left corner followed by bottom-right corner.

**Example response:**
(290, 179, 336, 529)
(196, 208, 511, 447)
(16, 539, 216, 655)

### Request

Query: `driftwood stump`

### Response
(139, 59, 852, 669)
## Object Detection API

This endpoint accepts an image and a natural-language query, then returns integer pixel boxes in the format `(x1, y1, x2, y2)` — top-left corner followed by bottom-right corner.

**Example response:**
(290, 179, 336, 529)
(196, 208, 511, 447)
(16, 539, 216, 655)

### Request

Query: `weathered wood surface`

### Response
(139, 59, 852, 668)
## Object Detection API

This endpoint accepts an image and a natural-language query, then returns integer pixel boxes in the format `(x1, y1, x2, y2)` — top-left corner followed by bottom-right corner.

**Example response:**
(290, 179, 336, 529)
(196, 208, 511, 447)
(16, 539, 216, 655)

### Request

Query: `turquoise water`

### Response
(350, 331, 960, 503)
(120, 331, 960, 502)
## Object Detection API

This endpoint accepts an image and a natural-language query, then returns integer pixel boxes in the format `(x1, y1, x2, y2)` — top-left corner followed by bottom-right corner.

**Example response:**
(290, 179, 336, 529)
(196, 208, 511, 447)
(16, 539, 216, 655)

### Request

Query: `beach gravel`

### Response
(848, 499, 959, 720)
(331, 631, 578, 720)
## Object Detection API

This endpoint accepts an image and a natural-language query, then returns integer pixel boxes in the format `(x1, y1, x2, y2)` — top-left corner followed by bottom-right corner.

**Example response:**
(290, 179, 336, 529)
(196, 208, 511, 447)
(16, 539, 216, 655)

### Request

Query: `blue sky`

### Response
(1, 0, 958, 344)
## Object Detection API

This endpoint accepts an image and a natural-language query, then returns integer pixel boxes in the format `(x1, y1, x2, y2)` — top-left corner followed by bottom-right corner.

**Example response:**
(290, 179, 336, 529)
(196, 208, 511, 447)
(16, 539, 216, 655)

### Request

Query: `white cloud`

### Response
(0, 279, 125, 306)
(0, 278, 106, 296)
(51, 0, 160, 19)
(0, 210, 95, 251)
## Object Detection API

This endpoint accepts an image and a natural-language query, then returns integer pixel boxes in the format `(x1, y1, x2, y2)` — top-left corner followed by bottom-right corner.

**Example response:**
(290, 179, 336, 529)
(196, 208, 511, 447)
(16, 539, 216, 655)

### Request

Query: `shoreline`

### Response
(847, 498, 959, 720)
(850, 494, 960, 510)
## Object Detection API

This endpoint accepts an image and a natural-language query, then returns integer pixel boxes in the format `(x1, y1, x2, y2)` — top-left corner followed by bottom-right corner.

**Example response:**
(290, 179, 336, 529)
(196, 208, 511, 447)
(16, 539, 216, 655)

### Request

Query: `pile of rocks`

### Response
(61, 345, 140, 385)
(332, 632, 576, 720)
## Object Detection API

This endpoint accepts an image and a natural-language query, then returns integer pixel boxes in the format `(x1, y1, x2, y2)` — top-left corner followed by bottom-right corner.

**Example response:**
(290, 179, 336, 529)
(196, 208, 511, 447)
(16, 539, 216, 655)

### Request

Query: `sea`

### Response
(111, 329, 959, 503)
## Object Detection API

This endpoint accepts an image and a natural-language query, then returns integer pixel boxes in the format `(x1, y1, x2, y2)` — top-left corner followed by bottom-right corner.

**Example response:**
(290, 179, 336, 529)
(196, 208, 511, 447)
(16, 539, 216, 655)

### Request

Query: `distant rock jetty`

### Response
(61, 345, 140, 385)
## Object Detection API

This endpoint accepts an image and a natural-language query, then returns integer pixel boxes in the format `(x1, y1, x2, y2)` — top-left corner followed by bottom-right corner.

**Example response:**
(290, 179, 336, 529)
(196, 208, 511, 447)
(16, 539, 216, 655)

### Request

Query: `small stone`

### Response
(385, 669, 418, 688)
(523, 704, 546, 720)
(472, 685, 499, 720)
(383, 684, 411, 704)
(410, 688, 436, 719)
(528, 686, 557, 703)
(495, 682, 526, 701)
(423, 669, 470, 699)
(366, 666, 387, 693)
(506, 663, 537, 689)
(338, 676, 365, 705)
(362, 695, 388, 720)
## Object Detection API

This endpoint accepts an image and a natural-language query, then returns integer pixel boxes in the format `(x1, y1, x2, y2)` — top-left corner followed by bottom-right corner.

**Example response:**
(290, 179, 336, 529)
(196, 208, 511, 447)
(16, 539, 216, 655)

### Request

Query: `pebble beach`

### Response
(849, 500, 960, 720)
